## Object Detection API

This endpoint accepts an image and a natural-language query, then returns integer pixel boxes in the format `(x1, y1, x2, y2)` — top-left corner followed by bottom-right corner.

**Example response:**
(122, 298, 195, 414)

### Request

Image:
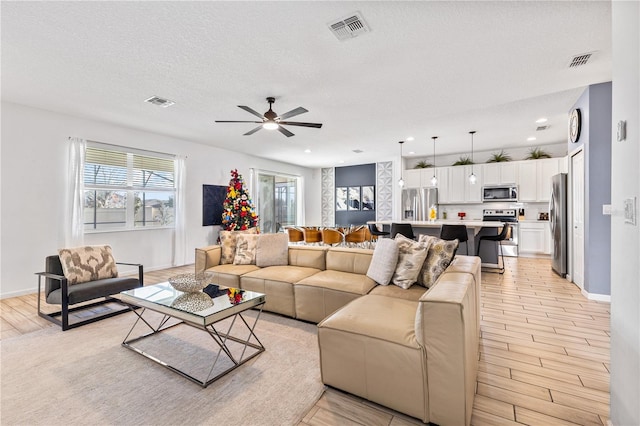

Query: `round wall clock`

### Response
(569, 108, 582, 143)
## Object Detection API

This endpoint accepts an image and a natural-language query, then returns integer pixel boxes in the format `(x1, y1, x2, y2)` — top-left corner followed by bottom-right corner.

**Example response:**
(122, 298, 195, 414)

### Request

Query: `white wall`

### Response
(0, 101, 320, 298)
(610, 1, 640, 425)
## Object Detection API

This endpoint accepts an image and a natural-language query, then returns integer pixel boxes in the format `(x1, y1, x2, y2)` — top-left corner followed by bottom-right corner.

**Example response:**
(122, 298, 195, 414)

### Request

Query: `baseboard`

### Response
(580, 288, 611, 302)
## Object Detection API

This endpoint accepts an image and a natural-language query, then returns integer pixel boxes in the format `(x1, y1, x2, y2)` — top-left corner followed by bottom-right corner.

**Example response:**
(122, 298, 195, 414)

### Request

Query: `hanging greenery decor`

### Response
(414, 160, 433, 169)
(221, 169, 259, 231)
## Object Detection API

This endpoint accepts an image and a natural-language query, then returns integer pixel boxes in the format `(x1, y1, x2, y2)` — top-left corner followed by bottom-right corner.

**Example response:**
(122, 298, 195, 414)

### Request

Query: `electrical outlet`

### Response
(624, 197, 636, 225)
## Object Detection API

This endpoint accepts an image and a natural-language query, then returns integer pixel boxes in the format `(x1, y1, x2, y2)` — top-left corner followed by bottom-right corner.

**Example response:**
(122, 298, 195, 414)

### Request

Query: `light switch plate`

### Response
(624, 197, 636, 225)
(603, 204, 612, 215)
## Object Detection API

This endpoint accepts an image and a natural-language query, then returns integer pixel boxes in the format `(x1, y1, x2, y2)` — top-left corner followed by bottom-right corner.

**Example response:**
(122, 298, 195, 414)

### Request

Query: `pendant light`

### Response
(430, 136, 438, 186)
(398, 140, 405, 187)
(469, 131, 477, 184)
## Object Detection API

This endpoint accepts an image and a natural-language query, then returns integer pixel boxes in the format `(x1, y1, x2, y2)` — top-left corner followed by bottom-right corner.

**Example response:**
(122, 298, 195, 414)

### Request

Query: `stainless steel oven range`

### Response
(482, 209, 518, 257)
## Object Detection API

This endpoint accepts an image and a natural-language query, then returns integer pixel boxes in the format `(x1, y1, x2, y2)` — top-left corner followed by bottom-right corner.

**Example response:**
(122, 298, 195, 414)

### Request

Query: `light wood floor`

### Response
(1, 258, 610, 425)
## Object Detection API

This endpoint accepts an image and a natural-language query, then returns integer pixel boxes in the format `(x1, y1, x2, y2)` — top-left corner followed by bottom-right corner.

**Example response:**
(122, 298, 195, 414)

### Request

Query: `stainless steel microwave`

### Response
(483, 185, 518, 202)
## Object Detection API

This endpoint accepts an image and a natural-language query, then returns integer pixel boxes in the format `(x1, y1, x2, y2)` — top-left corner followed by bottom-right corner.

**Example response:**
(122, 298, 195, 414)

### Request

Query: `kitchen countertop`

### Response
(518, 219, 550, 223)
(368, 220, 505, 228)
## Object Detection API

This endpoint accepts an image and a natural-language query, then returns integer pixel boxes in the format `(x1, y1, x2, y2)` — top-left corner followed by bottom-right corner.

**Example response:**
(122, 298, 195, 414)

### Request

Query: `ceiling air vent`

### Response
(328, 12, 370, 41)
(569, 53, 592, 68)
(352, 149, 364, 154)
(536, 125, 549, 131)
(144, 96, 175, 108)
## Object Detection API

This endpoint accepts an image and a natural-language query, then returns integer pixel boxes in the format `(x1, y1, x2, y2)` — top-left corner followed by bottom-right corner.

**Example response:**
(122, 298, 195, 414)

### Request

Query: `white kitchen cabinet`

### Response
(404, 169, 421, 188)
(482, 162, 518, 186)
(433, 167, 450, 203)
(519, 222, 547, 253)
(518, 161, 538, 202)
(517, 158, 559, 202)
(448, 166, 467, 203)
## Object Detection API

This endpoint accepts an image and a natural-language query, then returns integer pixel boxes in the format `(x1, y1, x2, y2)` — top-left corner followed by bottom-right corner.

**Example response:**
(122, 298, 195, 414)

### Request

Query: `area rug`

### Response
(0, 310, 324, 425)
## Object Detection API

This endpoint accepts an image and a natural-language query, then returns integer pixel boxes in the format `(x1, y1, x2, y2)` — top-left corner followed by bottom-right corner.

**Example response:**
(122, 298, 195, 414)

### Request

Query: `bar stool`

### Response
(477, 223, 511, 274)
(440, 224, 469, 255)
(367, 223, 390, 244)
(390, 223, 415, 240)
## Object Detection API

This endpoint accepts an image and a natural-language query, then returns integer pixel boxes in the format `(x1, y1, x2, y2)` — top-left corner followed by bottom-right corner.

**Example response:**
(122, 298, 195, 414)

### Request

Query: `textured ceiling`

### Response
(1, 1, 612, 168)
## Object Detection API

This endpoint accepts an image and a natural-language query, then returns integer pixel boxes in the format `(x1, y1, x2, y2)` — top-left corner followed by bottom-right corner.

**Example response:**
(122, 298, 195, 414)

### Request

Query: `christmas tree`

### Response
(221, 169, 259, 231)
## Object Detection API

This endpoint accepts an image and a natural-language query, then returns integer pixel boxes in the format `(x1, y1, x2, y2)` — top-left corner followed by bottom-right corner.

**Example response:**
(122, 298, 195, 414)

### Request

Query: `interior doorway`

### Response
(571, 149, 585, 290)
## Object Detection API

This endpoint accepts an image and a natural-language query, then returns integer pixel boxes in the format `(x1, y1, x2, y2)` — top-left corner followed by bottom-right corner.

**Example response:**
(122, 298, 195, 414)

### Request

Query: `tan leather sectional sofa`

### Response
(195, 244, 480, 425)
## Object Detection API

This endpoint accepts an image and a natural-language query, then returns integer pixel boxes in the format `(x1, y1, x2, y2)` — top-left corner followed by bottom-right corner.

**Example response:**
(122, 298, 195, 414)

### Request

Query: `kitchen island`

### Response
(368, 220, 506, 266)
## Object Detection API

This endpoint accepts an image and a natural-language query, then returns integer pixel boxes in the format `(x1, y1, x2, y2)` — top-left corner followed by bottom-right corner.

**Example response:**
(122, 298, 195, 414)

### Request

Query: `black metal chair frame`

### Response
(390, 223, 415, 240)
(36, 261, 143, 331)
(440, 224, 469, 255)
(478, 224, 511, 274)
(367, 223, 390, 242)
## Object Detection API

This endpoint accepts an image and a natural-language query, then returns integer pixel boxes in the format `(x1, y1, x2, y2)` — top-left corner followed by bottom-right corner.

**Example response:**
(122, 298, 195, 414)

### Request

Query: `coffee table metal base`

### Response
(122, 304, 265, 388)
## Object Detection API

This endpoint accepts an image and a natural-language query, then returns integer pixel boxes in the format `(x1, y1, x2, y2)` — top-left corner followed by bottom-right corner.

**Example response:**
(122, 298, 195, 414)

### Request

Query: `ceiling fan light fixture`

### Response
(262, 121, 279, 130)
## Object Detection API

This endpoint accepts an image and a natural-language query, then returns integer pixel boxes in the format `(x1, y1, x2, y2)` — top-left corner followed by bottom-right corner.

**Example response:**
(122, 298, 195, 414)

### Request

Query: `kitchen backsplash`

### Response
(440, 202, 549, 221)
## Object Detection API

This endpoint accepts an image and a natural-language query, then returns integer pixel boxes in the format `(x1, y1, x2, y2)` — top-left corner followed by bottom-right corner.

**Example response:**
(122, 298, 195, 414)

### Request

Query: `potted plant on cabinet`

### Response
(525, 147, 552, 160)
(487, 150, 512, 163)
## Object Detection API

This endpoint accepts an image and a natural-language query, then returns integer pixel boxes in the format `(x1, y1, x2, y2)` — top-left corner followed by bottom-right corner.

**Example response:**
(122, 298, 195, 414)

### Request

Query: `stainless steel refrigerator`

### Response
(402, 187, 438, 221)
(550, 173, 568, 277)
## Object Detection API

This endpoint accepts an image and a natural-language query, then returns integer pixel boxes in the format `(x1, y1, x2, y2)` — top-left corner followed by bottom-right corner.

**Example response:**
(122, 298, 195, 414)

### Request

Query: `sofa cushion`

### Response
(46, 277, 140, 305)
(368, 284, 426, 301)
(296, 270, 377, 296)
(233, 233, 259, 265)
(219, 228, 258, 264)
(58, 245, 118, 285)
(205, 264, 260, 288)
(255, 233, 289, 267)
(418, 235, 458, 288)
(242, 265, 321, 283)
(391, 235, 430, 289)
(366, 238, 399, 285)
(288, 246, 327, 269)
(326, 247, 373, 275)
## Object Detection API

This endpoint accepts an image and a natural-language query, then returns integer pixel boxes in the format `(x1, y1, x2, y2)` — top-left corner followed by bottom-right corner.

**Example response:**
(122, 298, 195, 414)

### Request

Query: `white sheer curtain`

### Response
(65, 137, 86, 247)
(173, 156, 187, 266)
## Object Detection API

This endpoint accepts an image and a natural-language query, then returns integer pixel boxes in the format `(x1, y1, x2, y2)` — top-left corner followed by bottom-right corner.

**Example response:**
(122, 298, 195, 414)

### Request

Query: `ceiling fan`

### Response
(215, 97, 323, 137)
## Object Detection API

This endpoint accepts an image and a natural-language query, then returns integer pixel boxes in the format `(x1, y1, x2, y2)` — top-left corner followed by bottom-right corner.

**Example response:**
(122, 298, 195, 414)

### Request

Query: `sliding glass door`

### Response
(253, 170, 301, 233)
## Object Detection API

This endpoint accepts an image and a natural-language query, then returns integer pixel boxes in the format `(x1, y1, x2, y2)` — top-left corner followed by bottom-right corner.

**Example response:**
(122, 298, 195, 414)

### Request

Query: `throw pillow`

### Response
(219, 228, 258, 264)
(366, 238, 399, 285)
(58, 245, 119, 285)
(418, 235, 459, 288)
(391, 234, 430, 289)
(255, 233, 289, 267)
(233, 233, 260, 265)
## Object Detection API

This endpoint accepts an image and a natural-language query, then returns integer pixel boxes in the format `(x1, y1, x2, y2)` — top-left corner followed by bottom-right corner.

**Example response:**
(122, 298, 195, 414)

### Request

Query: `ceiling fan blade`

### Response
(277, 126, 295, 137)
(238, 105, 265, 119)
(278, 121, 323, 128)
(244, 125, 263, 136)
(277, 107, 308, 121)
(215, 120, 262, 123)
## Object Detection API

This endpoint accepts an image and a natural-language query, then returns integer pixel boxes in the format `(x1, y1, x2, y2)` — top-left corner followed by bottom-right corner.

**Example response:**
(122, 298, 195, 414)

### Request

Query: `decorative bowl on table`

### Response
(171, 292, 214, 312)
(168, 272, 212, 293)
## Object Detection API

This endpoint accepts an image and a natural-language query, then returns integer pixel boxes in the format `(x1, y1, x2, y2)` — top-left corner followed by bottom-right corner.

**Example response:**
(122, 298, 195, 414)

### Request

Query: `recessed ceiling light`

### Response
(535, 118, 547, 124)
(339, 160, 345, 164)
(527, 137, 537, 141)
(409, 151, 415, 155)
(406, 137, 415, 141)
(304, 149, 311, 153)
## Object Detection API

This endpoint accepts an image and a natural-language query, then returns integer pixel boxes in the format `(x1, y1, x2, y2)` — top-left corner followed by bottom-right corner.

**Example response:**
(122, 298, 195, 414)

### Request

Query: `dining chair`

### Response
(287, 227, 304, 244)
(321, 228, 344, 246)
(344, 226, 368, 248)
(367, 223, 390, 246)
(303, 227, 323, 245)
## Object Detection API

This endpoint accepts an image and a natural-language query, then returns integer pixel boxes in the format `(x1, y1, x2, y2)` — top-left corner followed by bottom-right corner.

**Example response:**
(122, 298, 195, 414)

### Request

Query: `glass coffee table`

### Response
(119, 283, 266, 388)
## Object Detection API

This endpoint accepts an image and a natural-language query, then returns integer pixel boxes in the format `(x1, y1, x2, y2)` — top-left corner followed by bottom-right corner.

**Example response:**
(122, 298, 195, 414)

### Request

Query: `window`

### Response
(254, 170, 302, 233)
(84, 143, 176, 231)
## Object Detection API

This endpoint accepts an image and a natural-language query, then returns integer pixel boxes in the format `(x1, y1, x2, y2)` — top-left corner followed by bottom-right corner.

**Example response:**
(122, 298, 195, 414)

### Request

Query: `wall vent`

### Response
(328, 12, 370, 41)
(536, 125, 549, 131)
(352, 149, 364, 154)
(569, 53, 592, 68)
(145, 96, 175, 107)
